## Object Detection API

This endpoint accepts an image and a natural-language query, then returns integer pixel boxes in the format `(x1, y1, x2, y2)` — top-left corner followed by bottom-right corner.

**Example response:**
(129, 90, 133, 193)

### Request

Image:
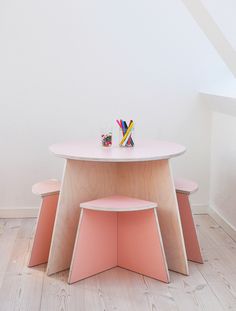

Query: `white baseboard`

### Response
(0, 203, 208, 219)
(208, 206, 236, 241)
(0, 207, 39, 219)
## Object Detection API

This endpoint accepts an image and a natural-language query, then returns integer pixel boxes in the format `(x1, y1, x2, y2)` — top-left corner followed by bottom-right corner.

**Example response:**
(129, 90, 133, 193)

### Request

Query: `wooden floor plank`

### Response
(0, 219, 44, 311)
(40, 270, 72, 311)
(195, 215, 236, 310)
(0, 215, 235, 311)
(196, 215, 235, 249)
(168, 263, 226, 311)
(96, 267, 151, 311)
(0, 219, 22, 288)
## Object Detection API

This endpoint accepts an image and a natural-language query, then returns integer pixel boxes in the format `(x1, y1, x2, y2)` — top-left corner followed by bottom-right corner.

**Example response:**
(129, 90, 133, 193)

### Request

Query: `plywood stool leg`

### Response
(117, 209, 170, 283)
(28, 194, 59, 267)
(68, 209, 117, 284)
(176, 193, 203, 263)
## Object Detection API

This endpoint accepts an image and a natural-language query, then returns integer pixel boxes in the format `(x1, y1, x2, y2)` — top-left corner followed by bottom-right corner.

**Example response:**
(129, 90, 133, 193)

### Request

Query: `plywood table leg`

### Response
(47, 160, 117, 275)
(117, 160, 189, 275)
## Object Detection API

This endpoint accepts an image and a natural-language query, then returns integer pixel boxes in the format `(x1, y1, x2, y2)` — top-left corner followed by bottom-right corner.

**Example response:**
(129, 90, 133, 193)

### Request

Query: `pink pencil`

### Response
(116, 120, 121, 128)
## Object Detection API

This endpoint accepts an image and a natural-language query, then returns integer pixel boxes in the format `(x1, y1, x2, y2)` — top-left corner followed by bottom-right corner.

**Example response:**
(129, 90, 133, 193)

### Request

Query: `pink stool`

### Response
(175, 178, 203, 264)
(28, 179, 60, 267)
(68, 195, 170, 284)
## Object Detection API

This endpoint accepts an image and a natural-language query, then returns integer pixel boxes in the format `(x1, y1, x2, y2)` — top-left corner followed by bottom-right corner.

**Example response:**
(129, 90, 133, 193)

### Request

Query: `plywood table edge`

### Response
(49, 141, 186, 162)
(49, 150, 186, 162)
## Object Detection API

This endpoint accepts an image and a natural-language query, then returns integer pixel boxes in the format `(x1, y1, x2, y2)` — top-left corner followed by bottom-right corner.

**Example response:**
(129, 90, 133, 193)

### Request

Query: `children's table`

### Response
(47, 140, 189, 276)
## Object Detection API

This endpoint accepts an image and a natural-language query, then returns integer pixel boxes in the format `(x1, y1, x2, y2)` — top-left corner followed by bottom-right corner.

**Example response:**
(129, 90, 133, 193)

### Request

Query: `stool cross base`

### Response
(68, 195, 170, 284)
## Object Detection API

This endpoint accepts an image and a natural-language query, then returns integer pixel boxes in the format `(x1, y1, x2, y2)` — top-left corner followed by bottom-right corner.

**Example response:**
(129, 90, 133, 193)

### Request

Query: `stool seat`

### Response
(81, 195, 157, 212)
(32, 179, 61, 197)
(174, 178, 198, 194)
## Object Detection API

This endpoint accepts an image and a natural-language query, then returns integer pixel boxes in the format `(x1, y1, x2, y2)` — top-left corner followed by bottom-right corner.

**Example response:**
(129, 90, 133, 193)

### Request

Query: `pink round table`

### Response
(47, 140, 189, 277)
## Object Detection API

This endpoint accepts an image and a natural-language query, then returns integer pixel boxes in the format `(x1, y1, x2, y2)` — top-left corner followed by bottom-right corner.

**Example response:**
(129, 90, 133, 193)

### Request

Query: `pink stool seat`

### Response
(68, 195, 169, 284)
(80, 195, 157, 211)
(174, 178, 198, 194)
(32, 179, 61, 197)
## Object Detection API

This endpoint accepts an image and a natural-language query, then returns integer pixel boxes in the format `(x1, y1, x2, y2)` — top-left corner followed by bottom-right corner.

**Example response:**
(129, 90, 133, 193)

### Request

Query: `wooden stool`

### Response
(175, 178, 203, 264)
(28, 179, 61, 267)
(68, 195, 170, 284)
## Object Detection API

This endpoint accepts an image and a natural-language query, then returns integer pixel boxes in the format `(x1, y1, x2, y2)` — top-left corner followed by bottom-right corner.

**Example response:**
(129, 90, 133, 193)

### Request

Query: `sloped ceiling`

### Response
(202, 0, 236, 50)
(182, 0, 236, 80)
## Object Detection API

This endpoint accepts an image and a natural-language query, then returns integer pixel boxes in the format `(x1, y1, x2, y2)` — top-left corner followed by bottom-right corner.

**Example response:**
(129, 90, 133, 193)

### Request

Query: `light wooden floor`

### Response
(0, 215, 236, 311)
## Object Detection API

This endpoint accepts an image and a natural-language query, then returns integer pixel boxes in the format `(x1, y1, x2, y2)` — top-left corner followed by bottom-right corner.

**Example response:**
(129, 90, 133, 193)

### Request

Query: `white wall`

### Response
(210, 111, 236, 230)
(0, 0, 231, 209)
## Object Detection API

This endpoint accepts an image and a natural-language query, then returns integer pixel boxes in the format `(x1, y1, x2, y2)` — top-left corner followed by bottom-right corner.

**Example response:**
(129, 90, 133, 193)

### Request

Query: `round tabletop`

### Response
(50, 140, 186, 162)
